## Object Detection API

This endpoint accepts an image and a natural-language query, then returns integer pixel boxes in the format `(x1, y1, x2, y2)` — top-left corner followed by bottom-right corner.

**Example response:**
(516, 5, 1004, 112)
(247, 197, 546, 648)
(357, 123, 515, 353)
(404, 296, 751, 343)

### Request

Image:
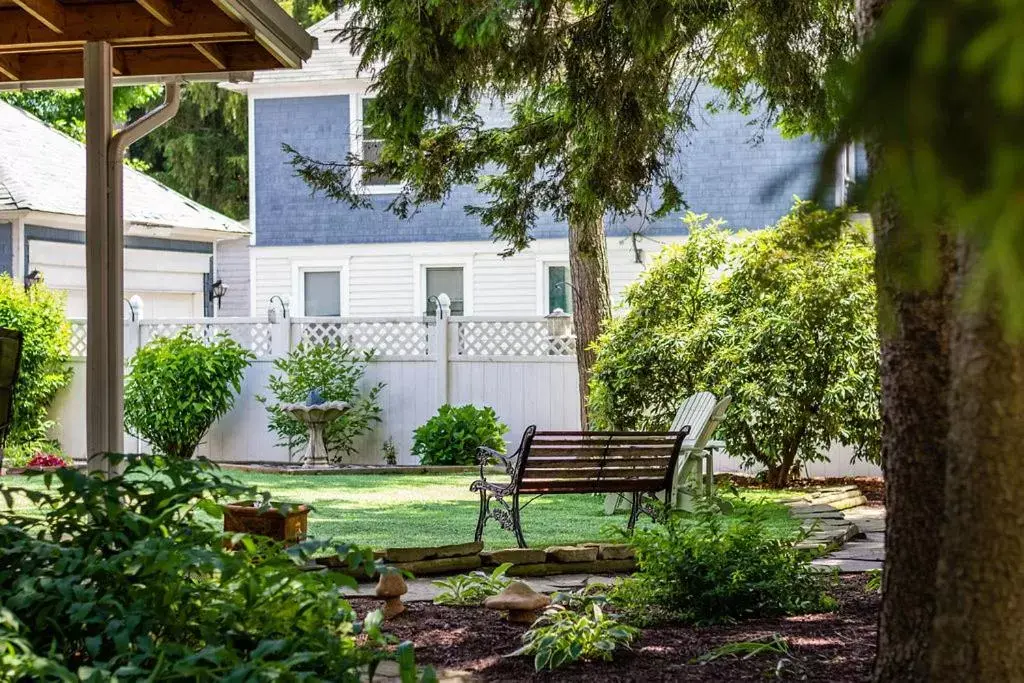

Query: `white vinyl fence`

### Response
(51, 309, 582, 466)
(49, 310, 881, 476)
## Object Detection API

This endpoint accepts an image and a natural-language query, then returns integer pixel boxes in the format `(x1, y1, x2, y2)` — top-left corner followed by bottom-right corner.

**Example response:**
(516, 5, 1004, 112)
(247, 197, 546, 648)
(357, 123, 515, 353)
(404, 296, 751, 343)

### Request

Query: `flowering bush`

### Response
(24, 452, 67, 469)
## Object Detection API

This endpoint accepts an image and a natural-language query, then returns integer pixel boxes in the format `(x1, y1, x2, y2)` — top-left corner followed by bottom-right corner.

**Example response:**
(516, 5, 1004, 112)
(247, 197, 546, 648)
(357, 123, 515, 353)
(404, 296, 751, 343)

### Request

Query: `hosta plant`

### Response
(513, 603, 640, 671)
(433, 563, 514, 606)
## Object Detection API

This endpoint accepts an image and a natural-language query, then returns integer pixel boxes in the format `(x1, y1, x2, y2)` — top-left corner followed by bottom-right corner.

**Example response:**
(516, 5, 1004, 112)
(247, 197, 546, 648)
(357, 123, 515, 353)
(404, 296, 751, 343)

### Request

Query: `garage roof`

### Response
(0, 100, 247, 234)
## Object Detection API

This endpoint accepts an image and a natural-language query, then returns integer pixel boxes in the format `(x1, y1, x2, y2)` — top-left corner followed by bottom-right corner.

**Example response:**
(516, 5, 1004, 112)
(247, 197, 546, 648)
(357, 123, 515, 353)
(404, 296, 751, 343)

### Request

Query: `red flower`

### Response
(26, 452, 67, 468)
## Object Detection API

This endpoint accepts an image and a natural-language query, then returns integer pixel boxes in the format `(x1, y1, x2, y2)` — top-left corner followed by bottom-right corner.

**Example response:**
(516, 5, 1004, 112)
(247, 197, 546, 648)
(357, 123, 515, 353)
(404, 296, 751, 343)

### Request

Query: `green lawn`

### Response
(0, 470, 800, 550)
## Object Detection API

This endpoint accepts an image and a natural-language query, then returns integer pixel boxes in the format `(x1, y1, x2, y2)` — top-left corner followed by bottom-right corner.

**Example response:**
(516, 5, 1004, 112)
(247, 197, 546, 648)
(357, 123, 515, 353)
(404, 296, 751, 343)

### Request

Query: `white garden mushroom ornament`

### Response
(483, 581, 551, 624)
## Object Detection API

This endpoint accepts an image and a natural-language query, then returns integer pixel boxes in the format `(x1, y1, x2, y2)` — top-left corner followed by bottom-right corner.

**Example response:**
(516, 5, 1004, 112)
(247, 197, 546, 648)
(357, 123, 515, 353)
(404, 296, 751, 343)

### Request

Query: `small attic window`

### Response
(357, 97, 402, 193)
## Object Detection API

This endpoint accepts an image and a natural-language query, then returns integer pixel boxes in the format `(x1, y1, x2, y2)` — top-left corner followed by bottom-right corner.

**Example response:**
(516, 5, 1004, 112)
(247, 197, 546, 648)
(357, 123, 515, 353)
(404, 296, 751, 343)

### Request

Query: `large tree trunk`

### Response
(568, 212, 612, 428)
(928, 239, 1024, 681)
(857, 2, 956, 681)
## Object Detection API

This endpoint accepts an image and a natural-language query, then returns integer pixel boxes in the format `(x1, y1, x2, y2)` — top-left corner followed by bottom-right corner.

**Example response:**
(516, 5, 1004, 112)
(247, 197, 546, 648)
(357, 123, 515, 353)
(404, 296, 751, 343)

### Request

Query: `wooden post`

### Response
(84, 41, 112, 473)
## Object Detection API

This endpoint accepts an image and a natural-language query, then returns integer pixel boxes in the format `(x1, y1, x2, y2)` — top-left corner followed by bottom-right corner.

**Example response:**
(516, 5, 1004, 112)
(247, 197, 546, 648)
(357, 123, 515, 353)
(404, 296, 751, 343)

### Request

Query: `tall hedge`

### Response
(0, 276, 72, 447)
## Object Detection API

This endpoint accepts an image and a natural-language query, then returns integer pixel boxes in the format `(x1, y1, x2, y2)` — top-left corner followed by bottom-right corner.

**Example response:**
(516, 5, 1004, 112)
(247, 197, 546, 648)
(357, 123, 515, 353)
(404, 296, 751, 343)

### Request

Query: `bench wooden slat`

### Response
(524, 456, 673, 470)
(531, 437, 679, 447)
(527, 446, 676, 459)
(521, 467, 668, 480)
(519, 478, 667, 493)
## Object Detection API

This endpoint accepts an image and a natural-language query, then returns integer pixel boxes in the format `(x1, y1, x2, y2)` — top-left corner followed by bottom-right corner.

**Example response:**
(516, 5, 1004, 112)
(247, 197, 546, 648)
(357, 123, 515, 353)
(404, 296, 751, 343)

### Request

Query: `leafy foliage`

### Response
(513, 603, 639, 671)
(0, 276, 72, 450)
(836, 0, 1024, 331)
(258, 341, 384, 463)
(611, 499, 837, 625)
(590, 202, 880, 486)
(412, 404, 508, 466)
(432, 563, 513, 606)
(866, 568, 883, 594)
(0, 455, 419, 680)
(0, 87, 160, 140)
(124, 330, 253, 459)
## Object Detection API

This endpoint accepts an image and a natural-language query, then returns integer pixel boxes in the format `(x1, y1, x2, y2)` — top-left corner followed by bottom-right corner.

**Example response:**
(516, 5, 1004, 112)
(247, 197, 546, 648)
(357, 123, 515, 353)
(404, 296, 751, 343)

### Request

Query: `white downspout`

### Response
(104, 81, 182, 461)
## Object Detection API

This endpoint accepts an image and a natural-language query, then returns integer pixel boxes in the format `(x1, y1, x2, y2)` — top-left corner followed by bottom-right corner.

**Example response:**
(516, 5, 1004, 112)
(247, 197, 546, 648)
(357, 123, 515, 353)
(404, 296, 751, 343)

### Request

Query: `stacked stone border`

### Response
(781, 485, 868, 553)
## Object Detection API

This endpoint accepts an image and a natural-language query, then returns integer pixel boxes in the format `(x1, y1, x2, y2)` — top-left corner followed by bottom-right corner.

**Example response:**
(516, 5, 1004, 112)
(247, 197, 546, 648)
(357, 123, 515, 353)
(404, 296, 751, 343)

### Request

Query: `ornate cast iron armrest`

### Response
(476, 446, 517, 478)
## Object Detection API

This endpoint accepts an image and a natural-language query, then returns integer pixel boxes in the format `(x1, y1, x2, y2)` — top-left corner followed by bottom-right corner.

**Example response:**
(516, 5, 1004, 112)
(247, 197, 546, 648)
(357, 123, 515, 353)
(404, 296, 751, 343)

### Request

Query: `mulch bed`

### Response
(720, 474, 886, 506)
(354, 575, 878, 682)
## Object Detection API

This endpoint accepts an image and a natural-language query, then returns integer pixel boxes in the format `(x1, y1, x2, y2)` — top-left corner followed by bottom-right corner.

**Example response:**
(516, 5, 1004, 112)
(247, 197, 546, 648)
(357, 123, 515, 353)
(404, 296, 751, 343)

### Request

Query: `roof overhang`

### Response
(0, 0, 314, 90)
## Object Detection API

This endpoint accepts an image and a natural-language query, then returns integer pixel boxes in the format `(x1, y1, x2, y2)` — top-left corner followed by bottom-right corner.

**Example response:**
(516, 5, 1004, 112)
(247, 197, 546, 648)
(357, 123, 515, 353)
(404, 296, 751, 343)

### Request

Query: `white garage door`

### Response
(29, 240, 211, 319)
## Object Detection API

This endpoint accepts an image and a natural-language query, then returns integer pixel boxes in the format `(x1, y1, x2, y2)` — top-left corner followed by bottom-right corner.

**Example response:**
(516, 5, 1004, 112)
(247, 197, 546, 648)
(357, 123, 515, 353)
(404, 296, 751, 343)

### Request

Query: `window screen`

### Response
(425, 267, 464, 316)
(547, 265, 573, 314)
(303, 271, 341, 316)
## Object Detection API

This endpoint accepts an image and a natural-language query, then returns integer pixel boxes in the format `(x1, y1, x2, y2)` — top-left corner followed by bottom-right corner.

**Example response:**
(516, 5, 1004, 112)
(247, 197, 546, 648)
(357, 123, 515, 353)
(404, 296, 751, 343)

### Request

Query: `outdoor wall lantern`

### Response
(268, 295, 289, 323)
(209, 279, 228, 306)
(23, 270, 41, 291)
(545, 307, 572, 338)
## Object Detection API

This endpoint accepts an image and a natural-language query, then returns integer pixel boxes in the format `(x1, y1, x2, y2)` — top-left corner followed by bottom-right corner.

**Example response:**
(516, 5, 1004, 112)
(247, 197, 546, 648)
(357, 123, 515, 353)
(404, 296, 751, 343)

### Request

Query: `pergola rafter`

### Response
(0, 0, 313, 472)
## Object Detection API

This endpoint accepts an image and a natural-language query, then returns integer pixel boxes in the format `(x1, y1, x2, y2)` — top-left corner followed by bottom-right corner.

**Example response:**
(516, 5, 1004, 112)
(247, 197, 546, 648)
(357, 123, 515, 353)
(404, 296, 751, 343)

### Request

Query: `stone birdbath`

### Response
(280, 399, 350, 467)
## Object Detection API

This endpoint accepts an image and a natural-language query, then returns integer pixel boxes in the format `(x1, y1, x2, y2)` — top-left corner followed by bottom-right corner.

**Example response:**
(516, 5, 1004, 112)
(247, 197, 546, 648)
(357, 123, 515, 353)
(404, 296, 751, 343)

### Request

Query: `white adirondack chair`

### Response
(603, 392, 731, 515)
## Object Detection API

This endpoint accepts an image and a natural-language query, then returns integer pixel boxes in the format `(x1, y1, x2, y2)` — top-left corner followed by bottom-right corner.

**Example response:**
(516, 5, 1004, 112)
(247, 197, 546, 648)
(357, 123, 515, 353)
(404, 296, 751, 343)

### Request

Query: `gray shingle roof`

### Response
(248, 10, 370, 85)
(0, 101, 247, 236)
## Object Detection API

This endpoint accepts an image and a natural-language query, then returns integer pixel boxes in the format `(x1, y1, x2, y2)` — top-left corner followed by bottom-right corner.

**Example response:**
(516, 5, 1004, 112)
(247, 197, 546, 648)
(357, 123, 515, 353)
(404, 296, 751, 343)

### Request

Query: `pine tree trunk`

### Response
(928, 239, 1024, 681)
(568, 212, 612, 428)
(870, 195, 954, 683)
(856, 2, 955, 681)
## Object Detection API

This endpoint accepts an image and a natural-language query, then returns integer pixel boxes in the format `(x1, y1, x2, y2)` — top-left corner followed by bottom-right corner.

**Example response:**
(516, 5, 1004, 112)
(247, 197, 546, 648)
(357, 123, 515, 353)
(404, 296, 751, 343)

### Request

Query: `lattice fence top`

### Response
(292, 318, 432, 356)
(68, 319, 87, 356)
(455, 319, 576, 357)
(139, 320, 274, 358)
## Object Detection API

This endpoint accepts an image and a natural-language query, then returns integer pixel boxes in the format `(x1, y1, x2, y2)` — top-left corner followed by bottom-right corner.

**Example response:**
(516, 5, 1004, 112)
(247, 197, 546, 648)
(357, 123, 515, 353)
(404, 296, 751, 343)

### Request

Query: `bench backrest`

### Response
(514, 427, 690, 494)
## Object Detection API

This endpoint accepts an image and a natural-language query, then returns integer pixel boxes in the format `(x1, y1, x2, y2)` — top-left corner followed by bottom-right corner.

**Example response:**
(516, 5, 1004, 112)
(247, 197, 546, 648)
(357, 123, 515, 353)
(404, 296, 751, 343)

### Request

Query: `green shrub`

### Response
(513, 603, 639, 671)
(610, 499, 837, 625)
(124, 329, 253, 459)
(0, 276, 72, 449)
(258, 342, 384, 463)
(0, 456, 418, 680)
(433, 563, 513, 606)
(589, 203, 880, 487)
(412, 404, 508, 466)
(2, 442, 69, 469)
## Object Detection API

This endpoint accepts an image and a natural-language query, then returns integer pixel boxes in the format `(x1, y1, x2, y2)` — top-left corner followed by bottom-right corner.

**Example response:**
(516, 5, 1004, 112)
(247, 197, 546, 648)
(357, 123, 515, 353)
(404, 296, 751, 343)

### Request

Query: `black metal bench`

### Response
(471, 425, 691, 547)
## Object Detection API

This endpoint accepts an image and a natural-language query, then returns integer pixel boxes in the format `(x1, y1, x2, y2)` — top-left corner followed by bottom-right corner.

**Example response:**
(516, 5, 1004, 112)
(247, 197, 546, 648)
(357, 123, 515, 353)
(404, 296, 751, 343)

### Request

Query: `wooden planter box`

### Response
(223, 502, 310, 545)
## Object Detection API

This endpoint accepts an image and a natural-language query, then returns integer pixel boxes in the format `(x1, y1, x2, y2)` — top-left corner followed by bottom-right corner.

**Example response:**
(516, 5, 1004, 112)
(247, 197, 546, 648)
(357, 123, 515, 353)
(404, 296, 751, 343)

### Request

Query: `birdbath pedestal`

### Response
(280, 401, 350, 467)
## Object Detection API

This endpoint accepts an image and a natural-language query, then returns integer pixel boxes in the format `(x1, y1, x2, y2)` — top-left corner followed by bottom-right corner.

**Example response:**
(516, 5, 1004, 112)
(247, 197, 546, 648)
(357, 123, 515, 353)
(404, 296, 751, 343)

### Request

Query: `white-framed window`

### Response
(536, 258, 573, 314)
(413, 258, 472, 316)
(293, 261, 349, 316)
(351, 96, 403, 194)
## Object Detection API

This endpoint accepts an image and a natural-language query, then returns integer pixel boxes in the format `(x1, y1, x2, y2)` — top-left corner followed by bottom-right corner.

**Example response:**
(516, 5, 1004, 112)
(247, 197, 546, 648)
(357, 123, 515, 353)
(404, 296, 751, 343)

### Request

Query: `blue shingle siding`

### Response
(0, 223, 12, 275)
(253, 88, 832, 247)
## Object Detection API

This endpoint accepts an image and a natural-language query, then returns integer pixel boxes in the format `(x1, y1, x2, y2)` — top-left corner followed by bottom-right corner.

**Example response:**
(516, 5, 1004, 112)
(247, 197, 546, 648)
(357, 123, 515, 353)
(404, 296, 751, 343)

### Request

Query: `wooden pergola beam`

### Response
(11, 0, 65, 34)
(0, 2, 249, 52)
(192, 42, 227, 70)
(135, 0, 175, 28)
(14, 42, 280, 80)
(0, 55, 19, 80)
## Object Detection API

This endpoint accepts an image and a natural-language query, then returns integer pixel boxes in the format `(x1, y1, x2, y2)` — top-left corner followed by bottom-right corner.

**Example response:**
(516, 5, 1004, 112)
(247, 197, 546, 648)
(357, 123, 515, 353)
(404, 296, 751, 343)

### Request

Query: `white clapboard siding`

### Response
(248, 235, 689, 320)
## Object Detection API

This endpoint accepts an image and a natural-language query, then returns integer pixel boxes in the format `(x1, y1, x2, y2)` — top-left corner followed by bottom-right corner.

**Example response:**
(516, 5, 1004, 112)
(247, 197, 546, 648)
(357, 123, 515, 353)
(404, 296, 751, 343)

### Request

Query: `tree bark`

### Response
(856, 1, 956, 680)
(568, 212, 612, 428)
(928, 239, 1024, 681)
